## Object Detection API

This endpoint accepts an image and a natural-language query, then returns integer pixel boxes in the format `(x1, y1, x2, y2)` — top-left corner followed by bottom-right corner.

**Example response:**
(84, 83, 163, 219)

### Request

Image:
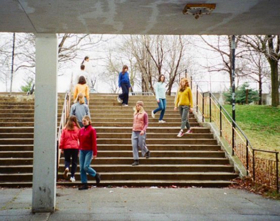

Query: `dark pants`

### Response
(64, 149, 79, 177)
(119, 83, 130, 105)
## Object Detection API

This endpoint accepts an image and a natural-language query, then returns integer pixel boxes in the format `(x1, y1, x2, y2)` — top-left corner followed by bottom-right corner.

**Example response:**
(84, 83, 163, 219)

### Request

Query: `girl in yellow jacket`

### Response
(174, 78, 193, 137)
(73, 76, 90, 105)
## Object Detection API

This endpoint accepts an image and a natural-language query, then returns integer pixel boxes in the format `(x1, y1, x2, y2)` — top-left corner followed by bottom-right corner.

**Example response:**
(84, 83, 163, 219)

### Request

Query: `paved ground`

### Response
(0, 187, 280, 221)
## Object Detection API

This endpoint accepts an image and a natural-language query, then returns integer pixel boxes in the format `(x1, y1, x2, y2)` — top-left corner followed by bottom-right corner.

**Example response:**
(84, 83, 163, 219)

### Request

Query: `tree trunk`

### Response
(268, 59, 279, 107)
(258, 74, 262, 105)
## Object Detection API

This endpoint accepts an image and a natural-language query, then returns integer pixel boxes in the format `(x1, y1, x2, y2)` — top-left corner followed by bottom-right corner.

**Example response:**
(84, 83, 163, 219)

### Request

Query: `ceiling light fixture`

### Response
(182, 3, 216, 19)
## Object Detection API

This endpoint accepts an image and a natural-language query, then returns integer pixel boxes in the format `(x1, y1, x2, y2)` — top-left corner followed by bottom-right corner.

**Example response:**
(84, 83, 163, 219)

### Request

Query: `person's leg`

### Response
(63, 149, 70, 178)
(70, 149, 79, 177)
(138, 133, 149, 157)
(120, 83, 128, 104)
(185, 106, 191, 130)
(123, 84, 129, 105)
(64, 149, 70, 169)
(126, 84, 130, 105)
(180, 106, 188, 130)
(177, 106, 185, 137)
(83, 151, 97, 178)
(131, 132, 139, 161)
(159, 99, 166, 121)
(79, 150, 87, 184)
(78, 122, 83, 128)
(153, 99, 163, 115)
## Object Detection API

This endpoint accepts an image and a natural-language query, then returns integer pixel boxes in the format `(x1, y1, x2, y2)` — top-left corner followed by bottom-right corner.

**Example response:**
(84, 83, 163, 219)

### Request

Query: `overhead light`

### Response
(182, 3, 216, 19)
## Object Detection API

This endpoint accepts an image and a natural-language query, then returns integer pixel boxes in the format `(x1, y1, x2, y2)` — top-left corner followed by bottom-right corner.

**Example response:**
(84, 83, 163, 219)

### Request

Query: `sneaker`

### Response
(151, 110, 155, 118)
(78, 184, 88, 190)
(132, 160, 139, 166)
(185, 129, 193, 134)
(63, 167, 69, 179)
(177, 130, 184, 137)
(117, 96, 122, 103)
(95, 173, 101, 184)
(145, 151, 150, 159)
(158, 120, 166, 123)
(70, 177, 75, 182)
(122, 104, 128, 107)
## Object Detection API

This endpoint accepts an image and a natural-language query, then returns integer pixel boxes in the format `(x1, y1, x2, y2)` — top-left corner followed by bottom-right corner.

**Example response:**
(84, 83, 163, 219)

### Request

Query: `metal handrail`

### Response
(186, 72, 279, 192)
(57, 74, 73, 170)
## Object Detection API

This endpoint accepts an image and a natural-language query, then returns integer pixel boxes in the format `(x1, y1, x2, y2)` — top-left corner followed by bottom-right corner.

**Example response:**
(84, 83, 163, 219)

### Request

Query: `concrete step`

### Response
(0, 164, 235, 173)
(96, 133, 213, 139)
(0, 180, 235, 188)
(0, 133, 34, 138)
(0, 132, 213, 139)
(0, 127, 211, 134)
(0, 138, 216, 145)
(97, 144, 222, 151)
(0, 144, 222, 151)
(0, 172, 238, 182)
(0, 109, 63, 113)
(0, 157, 231, 165)
(0, 150, 225, 158)
(97, 138, 217, 145)
(89, 118, 197, 123)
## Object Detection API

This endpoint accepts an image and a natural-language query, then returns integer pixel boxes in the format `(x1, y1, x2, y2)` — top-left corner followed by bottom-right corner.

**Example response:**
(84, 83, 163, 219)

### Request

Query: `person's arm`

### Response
(155, 83, 159, 102)
(188, 88, 194, 112)
(86, 105, 90, 117)
(86, 85, 89, 104)
(141, 113, 149, 135)
(174, 90, 179, 110)
(92, 128, 97, 158)
(59, 129, 65, 150)
(127, 73, 131, 88)
(70, 104, 74, 116)
(73, 85, 78, 101)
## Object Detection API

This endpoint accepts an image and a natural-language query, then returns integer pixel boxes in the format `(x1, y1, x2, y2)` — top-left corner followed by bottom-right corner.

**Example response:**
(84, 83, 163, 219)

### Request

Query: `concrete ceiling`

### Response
(1, 0, 280, 35)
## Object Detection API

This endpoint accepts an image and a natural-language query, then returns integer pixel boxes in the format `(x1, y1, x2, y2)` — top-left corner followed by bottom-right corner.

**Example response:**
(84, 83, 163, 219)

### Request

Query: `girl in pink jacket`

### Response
(131, 101, 150, 166)
(59, 116, 81, 182)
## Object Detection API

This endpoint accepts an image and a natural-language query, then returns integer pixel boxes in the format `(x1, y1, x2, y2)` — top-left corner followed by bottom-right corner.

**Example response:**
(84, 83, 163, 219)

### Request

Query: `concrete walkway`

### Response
(1, 187, 280, 221)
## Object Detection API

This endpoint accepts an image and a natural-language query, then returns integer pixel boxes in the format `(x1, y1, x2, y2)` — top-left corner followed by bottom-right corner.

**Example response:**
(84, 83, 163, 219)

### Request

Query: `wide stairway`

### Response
(0, 93, 238, 187)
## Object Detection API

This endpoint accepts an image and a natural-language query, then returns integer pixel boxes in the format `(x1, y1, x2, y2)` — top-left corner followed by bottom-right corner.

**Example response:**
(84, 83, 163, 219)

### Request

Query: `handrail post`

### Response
(232, 122, 235, 156)
(196, 85, 198, 113)
(253, 149, 255, 180)
(219, 105, 222, 137)
(246, 140, 249, 176)
(202, 93, 205, 122)
(276, 152, 279, 193)
(209, 93, 212, 122)
(190, 76, 193, 90)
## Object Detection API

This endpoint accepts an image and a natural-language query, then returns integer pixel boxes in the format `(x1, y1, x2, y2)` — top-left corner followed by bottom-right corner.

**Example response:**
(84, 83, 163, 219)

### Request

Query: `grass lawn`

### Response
(223, 105, 280, 153)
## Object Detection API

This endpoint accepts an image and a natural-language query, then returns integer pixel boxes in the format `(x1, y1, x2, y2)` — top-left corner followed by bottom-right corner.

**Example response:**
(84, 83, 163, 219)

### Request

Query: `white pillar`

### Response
(32, 34, 58, 213)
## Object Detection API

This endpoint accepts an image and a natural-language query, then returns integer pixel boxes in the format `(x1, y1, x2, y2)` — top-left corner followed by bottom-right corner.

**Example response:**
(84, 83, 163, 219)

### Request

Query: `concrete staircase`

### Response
(0, 93, 238, 187)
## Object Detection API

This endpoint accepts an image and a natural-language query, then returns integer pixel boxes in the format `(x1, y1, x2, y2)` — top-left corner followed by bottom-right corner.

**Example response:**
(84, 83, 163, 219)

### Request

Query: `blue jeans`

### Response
(179, 105, 190, 130)
(79, 150, 97, 184)
(153, 99, 166, 120)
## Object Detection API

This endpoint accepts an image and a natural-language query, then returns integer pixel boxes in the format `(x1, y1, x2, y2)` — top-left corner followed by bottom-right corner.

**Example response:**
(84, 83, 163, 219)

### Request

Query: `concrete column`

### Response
(32, 34, 58, 213)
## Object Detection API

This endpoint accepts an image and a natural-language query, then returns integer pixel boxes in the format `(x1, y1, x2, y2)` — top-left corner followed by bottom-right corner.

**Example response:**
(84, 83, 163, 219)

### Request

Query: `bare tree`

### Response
(240, 35, 280, 107)
(199, 35, 245, 88)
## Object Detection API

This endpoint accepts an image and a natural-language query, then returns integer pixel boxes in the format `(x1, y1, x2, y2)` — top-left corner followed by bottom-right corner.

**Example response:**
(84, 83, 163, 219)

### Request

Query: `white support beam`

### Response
(32, 34, 58, 213)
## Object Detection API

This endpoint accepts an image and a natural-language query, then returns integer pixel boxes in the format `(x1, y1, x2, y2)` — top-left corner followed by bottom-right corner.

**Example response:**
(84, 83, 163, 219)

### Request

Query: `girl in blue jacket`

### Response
(117, 65, 131, 106)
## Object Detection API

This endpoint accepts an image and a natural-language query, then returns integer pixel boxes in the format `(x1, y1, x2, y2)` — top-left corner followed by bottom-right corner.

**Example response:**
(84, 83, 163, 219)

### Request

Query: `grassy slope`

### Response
(223, 105, 280, 152)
